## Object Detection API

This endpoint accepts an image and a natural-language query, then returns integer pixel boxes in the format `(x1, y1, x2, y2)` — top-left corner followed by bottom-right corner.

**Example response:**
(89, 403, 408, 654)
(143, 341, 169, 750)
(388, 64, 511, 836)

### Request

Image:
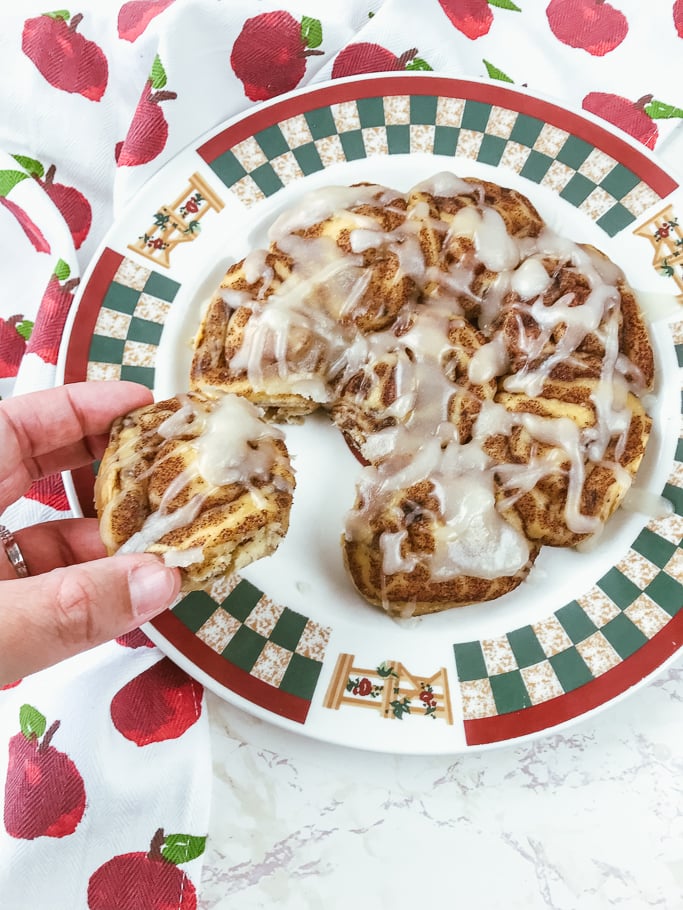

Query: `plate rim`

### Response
(56, 72, 683, 754)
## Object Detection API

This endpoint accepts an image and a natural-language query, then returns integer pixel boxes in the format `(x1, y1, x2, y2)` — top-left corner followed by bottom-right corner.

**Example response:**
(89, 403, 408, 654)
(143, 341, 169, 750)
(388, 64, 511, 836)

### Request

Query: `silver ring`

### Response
(0, 525, 30, 578)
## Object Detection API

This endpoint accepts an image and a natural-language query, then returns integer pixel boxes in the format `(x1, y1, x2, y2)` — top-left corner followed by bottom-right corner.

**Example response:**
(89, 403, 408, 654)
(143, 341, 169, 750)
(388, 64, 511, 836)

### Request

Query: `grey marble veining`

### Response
(199, 660, 683, 909)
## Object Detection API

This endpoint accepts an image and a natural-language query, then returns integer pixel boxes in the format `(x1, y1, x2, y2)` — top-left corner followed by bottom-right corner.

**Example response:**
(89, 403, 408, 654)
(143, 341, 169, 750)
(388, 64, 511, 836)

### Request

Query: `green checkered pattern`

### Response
(204, 94, 662, 236)
(172, 577, 328, 702)
(454, 459, 683, 719)
(676, 339, 683, 370)
(86, 258, 180, 389)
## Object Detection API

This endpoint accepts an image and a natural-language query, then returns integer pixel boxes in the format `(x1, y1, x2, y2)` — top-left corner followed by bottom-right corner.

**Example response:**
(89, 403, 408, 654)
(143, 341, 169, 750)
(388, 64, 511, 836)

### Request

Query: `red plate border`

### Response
(150, 610, 313, 724)
(463, 610, 683, 746)
(65, 246, 124, 518)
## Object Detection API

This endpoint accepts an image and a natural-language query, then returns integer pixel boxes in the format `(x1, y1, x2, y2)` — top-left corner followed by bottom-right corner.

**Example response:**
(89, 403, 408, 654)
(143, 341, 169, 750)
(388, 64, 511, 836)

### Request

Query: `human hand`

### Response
(0, 382, 181, 686)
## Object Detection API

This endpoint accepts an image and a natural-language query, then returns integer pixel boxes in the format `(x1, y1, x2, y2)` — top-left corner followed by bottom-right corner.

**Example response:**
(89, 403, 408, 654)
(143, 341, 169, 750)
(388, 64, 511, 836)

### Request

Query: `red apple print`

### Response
(231, 12, 324, 102)
(4, 705, 86, 839)
(41, 165, 91, 249)
(14, 155, 91, 249)
(582, 92, 682, 149)
(22, 11, 108, 100)
(0, 315, 30, 378)
(88, 827, 205, 910)
(438, 0, 521, 40)
(0, 195, 51, 253)
(111, 657, 203, 746)
(118, 0, 176, 42)
(1, 680, 22, 690)
(116, 56, 177, 167)
(583, 93, 683, 149)
(25, 473, 70, 512)
(546, 0, 628, 56)
(116, 628, 156, 649)
(675, 0, 683, 38)
(0, 168, 51, 253)
(25, 260, 80, 365)
(332, 43, 433, 78)
(438, 0, 493, 39)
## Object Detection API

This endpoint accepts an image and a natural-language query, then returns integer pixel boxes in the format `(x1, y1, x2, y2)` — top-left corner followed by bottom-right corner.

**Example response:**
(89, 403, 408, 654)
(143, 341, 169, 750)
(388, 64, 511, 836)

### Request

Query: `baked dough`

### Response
(190, 172, 654, 615)
(95, 391, 295, 590)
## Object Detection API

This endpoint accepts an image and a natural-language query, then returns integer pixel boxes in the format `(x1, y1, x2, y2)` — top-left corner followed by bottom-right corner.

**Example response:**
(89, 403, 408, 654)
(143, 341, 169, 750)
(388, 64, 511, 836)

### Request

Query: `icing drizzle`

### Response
(203, 172, 653, 589)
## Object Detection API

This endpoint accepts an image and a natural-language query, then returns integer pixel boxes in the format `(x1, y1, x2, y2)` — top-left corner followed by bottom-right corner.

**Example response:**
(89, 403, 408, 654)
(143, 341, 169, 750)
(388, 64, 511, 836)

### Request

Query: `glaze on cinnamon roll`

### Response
(190, 172, 654, 615)
(95, 391, 295, 591)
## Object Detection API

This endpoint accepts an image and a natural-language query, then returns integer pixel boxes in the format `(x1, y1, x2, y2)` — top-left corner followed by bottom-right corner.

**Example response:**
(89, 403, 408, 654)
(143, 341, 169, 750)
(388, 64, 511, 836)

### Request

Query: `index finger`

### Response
(0, 381, 153, 510)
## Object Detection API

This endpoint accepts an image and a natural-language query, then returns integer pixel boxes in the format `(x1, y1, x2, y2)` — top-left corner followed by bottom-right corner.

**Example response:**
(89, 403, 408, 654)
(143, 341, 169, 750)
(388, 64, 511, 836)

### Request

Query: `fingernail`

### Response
(129, 560, 180, 620)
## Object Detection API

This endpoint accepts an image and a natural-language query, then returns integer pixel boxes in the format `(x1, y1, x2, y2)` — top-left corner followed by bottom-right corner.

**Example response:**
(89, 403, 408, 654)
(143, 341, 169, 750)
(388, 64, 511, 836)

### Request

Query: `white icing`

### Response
(163, 546, 205, 568)
(196, 393, 284, 487)
(114, 392, 292, 559)
(212, 171, 653, 587)
(430, 476, 532, 580)
(511, 257, 552, 298)
(468, 334, 509, 384)
(621, 487, 673, 519)
(475, 208, 521, 272)
(118, 492, 205, 555)
(269, 184, 395, 239)
(380, 530, 418, 575)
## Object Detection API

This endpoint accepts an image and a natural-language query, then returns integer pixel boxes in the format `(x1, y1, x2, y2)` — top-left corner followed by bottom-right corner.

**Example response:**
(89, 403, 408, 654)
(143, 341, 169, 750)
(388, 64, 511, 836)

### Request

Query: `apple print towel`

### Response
(0, 0, 680, 906)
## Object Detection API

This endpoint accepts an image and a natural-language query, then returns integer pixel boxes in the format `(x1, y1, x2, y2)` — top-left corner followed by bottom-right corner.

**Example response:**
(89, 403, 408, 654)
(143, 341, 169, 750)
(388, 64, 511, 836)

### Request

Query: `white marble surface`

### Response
(199, 657, 683, 910)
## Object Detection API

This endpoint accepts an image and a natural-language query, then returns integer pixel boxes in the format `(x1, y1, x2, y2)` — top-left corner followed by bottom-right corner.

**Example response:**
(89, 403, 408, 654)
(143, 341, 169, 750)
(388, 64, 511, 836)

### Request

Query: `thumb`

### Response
(0, 553, 181, 685)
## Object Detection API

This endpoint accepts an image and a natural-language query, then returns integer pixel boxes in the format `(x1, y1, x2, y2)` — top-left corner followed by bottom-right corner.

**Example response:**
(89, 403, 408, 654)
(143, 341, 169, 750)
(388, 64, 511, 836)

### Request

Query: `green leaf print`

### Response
(0, 170, 30, 198)
(161, 834, 207, 865)
(150, 54, 168, 90)
(405, 57, 433, 71)
(488, 0, 521, 10)
(15, 320, 34, 341)
(301, 16, 323, 49)
(19, 704, 47, 740)
(12, 155, 44, 178)
(54, 258, 71, 281)
(644, 100, 683, 120)
(483, 59, 514, 83)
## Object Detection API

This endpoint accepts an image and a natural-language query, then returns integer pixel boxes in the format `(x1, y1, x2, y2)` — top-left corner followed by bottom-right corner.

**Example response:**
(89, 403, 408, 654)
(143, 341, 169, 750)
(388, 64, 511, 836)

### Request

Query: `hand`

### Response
(0, 382, 181, 686)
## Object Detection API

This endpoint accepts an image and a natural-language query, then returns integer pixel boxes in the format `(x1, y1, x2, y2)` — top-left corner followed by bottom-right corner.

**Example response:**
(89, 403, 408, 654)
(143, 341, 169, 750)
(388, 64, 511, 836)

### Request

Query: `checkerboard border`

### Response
(84, 255, 180, 388)
(198, 84, 674, 237)
(156, 576, 331, 724)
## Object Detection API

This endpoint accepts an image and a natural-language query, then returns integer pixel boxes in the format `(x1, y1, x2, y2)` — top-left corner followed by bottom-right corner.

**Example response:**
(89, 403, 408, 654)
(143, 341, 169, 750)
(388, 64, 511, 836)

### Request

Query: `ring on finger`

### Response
(0, 525, 30, 579)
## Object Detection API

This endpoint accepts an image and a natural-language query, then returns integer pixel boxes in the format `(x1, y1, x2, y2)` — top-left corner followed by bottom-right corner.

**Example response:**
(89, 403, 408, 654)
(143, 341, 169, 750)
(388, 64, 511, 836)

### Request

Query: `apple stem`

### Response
(636, 93, 654, 111)
(398, 48, 419, 68)
(63, 277, 80, 294)
(44, 164, 56, 186)
(148, 827, 166, 861)
(149, 90, 178, 105)
(302, 49, 325, 58)
(38, 720, 60, 753)
(69, 13, 83, 32)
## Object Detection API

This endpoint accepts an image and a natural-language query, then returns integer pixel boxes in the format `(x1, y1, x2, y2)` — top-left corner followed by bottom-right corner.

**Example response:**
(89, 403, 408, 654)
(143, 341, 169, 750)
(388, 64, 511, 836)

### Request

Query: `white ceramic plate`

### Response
(59, 74, 683, 753)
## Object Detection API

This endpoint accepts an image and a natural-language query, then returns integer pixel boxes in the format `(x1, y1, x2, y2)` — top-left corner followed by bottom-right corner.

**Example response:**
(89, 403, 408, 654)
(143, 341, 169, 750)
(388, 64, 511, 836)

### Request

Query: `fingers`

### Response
(0, 553, 181, 685)
(0, 519, 107, 580)
(0, 381, 153, 510)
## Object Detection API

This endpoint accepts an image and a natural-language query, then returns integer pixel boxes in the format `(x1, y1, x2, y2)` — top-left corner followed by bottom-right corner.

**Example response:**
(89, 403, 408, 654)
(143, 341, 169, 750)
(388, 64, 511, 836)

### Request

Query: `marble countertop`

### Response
(199, 656, 682, 910)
